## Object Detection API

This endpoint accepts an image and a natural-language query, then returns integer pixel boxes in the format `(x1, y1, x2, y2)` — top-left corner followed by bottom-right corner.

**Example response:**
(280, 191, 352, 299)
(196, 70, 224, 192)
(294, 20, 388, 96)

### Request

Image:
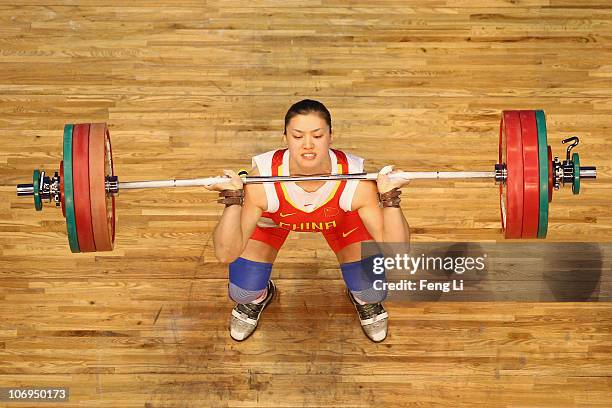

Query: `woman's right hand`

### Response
(203, 169, 244, 191)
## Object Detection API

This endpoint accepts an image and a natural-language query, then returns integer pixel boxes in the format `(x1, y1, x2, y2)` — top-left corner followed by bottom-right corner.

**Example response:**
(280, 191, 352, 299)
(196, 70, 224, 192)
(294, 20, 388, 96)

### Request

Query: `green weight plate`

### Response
(572, 152, 580, 194)
(535, 110, 549, 238)
(63, 124, 80, 253)
(33, 169, 42, 211)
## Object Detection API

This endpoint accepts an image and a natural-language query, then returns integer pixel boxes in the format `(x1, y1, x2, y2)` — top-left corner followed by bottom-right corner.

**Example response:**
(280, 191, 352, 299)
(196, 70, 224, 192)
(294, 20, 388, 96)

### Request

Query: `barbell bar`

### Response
(16, 110, 597, 252)
(113, 170, 498, 191)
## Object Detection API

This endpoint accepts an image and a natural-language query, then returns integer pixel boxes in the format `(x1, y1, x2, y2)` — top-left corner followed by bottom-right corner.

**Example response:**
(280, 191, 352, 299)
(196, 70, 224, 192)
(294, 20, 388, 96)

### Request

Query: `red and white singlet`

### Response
(249, 148, 373, 253)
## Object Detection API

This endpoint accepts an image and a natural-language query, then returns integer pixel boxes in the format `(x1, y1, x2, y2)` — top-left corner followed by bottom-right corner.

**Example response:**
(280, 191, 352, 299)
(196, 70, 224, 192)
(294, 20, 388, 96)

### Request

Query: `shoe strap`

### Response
(358, 303, 384, 320)
(236, 302, 264, 319)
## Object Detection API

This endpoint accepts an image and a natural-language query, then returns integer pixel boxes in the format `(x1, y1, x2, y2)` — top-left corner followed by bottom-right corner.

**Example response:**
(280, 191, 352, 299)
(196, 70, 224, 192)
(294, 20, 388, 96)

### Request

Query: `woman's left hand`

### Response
(376, 165, 409, 194)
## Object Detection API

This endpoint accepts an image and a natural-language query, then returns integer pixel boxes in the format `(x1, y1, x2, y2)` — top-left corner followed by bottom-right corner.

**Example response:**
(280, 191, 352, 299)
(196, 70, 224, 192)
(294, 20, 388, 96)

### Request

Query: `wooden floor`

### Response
(1, 1, 612, 407)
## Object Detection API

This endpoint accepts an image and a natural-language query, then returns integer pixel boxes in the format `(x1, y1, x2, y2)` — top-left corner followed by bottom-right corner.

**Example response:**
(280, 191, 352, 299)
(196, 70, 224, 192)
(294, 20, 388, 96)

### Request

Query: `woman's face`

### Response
(284, 113, 332, 172)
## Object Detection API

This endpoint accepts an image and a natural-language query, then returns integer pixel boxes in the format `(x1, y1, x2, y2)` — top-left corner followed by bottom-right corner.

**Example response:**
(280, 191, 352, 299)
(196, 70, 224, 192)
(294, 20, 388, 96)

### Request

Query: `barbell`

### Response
(16, 110, 596, 253)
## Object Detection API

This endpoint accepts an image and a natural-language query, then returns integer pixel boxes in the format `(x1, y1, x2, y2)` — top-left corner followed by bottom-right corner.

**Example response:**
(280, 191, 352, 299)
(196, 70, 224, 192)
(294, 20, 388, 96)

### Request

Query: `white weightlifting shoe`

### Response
(348, 290, 388, 342)
(230, 280, 276, 341)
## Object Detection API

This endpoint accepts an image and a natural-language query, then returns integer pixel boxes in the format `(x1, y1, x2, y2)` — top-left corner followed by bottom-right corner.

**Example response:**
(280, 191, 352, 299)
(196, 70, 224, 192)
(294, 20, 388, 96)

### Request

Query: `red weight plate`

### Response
(519, 111, 539, 238)
(548, 146, 553, 203)
(60, 160, 65, 218)
(499, 117, 506, 231)
(105, 126, 116, 244)
(503, 111, 524, 238)
(72, 123, 97, 252)
(89, 123, 115, 251)
(109, 131, 115, 244)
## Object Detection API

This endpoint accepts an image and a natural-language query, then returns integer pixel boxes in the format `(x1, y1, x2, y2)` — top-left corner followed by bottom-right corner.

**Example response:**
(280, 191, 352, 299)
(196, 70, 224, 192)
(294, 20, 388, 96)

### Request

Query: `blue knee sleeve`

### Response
(341, 254, 387, 303)
(229, 257, 272, 291)
(341, 254, 385, 291)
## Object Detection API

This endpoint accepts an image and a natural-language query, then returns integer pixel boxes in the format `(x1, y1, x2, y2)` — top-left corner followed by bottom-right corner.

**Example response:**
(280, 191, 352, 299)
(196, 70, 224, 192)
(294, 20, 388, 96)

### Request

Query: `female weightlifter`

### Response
(206, 99, 410, 342)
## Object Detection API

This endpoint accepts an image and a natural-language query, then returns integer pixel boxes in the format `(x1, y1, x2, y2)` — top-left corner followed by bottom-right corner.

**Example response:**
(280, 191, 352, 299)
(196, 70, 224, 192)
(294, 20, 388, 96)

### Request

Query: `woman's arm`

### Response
(352, 180, 410, 245)
(206, 168, 267, 263)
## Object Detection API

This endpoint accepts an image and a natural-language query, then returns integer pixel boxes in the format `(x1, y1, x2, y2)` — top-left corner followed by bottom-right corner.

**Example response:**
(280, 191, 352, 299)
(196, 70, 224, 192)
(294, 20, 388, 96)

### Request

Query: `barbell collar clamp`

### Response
(16, 172, 61, 208)
(495, 163, 507, 184)
(105, 176, 119, 195)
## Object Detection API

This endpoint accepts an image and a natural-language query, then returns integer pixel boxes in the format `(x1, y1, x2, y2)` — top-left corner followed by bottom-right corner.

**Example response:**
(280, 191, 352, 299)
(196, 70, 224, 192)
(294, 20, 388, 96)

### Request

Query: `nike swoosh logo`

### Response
(279, 212, 295, 218)
(342, 227, 359, 238)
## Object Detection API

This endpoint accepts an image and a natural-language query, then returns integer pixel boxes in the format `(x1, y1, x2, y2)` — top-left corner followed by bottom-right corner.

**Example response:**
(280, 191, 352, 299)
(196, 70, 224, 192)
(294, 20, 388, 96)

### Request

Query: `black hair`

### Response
(283, 99, 332, 135)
